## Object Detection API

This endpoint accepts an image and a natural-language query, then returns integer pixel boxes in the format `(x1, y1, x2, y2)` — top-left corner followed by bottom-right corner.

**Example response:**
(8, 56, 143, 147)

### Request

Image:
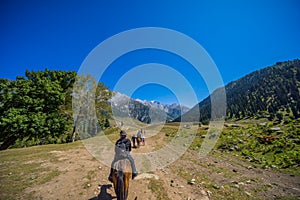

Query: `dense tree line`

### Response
(177, 59, 300, 122)
(0, 70, 112, 150)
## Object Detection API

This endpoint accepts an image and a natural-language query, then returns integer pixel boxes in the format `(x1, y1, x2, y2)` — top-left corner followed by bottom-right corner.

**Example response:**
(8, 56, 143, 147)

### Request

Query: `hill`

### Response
(175, 59, 300, 122)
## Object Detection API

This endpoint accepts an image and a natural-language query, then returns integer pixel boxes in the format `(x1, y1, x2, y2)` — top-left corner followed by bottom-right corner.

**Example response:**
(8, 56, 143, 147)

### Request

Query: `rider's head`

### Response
(120, 130, 127, 138)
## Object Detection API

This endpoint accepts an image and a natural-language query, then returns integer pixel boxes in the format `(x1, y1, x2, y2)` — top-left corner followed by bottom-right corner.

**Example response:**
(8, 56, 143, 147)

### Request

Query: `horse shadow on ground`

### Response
(89, 184, 116, 200)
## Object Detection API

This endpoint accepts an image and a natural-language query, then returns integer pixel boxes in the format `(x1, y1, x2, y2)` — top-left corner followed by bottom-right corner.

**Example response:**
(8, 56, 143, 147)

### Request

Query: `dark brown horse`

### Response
(132, 136, 137, 148)
(112, 158, 132, 200)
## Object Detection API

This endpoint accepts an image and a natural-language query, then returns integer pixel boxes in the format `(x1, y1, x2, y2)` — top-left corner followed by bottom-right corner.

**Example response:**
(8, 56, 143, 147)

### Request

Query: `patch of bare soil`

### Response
(25, 132, 300, 200)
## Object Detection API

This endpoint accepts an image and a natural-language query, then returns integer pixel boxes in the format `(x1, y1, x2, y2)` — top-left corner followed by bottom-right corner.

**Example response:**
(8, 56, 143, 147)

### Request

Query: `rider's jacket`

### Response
(115, 137, 131, 156)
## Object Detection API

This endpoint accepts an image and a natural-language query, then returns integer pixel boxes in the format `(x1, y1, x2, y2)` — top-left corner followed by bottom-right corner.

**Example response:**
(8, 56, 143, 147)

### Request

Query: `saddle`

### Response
(113, 158, 132, 174)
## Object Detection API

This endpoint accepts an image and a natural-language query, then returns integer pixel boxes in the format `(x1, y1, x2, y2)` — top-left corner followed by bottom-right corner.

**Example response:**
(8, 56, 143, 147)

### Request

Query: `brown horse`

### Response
(136, 137, 142, 148)
(132, 136, 137, 148)
(112, 158, 132, 200)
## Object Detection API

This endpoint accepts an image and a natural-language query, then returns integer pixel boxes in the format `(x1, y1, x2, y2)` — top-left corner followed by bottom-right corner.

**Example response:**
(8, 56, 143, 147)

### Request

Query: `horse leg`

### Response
(117, 171, 125, 200)
(112, 170, 118, 198)
(124, 172, 130, 199)
(133, 138, 136, 148)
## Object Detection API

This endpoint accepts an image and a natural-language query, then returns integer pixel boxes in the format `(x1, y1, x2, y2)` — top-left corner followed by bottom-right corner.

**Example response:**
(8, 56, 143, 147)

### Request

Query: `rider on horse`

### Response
(108, 130, 138, 182)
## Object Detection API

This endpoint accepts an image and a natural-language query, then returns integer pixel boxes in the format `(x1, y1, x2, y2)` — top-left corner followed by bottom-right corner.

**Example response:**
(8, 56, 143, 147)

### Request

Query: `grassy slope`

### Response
(1, 120, 299, 199)
(0, 142, 83, 200)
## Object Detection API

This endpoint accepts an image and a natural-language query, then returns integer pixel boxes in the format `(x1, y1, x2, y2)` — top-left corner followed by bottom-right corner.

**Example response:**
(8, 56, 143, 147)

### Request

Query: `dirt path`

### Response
(25, 131, 300, 200)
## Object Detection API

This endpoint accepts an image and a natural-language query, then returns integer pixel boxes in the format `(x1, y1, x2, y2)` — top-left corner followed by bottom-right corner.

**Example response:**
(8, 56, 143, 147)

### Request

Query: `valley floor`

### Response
(1, 129, 300, 200)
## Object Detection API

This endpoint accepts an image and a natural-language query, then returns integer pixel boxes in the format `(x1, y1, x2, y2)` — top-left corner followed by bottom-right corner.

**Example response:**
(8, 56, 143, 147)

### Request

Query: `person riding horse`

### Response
(108, 130, 138, 182)
(131, 134, 137, 148)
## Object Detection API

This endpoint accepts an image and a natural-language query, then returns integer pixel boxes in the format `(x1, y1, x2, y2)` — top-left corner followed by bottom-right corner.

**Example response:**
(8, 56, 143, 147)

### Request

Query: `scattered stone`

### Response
(207, 190, 212, 197)
(258, 122, 267, 126)
(247, 165, 253, 170)
(232, 169, 238, 173)
(270, 127, 281, 131)
(271, 165, 278, 169)
(244, 191, 252, 196)
(238, 182, 245, 186)
(188, 178, 196, 185)
(229, 147, 235, 151)
(212, 184, 220, 189)
(238, 139, 243, 143)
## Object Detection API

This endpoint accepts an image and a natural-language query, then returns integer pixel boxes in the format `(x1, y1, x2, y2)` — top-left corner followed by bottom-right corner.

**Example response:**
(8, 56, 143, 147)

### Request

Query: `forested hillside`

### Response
(0, 70, 112, 150)
(176, 59, 300, 122)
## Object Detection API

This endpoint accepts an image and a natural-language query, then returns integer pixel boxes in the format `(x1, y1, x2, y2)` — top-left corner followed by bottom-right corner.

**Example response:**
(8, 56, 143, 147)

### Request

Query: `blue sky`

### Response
(1, 0, 299, 107)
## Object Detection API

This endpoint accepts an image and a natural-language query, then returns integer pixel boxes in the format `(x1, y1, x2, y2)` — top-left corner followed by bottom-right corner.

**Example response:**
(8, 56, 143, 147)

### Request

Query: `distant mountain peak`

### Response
(110, 92, 190, 123)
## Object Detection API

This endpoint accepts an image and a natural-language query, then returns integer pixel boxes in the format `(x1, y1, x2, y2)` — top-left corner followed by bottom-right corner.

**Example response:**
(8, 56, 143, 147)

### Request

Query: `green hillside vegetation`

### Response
(177, 59, 300, 122)
(163, 119, 300, 175)
(218, 119, 300, 175)
(0, 70, 112, 150)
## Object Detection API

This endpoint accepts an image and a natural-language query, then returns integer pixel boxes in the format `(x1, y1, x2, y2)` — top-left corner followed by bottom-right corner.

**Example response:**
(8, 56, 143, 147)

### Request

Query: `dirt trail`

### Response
(25, 130, 300, 200)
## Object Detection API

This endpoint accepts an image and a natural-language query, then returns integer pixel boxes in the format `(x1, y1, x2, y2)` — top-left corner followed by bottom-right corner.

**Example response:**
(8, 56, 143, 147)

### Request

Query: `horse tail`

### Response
(113, 159, 131, 200)
(117, 170, 125, 200)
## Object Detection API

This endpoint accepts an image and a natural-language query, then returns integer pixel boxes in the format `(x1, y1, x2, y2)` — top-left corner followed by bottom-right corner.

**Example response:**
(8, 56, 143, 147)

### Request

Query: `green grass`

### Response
(214, 120, 300, 175)
(0, 141, 82, 200)
(148, 178, 170, 200)
(172, 163, 258, 200)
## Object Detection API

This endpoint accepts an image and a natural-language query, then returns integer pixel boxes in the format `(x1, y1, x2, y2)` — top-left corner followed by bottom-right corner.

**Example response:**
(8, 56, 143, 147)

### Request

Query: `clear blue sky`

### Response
(1, 0, 299, 107)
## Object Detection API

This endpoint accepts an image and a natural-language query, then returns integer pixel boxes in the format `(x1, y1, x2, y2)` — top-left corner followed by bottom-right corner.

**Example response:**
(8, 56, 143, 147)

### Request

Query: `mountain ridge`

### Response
(175, 59, 300, 122)
(110, 92, 190, 123)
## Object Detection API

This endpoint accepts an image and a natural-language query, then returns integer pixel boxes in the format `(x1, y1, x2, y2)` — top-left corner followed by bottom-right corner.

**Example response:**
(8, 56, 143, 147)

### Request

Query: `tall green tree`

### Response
(0, 70, 77, 150)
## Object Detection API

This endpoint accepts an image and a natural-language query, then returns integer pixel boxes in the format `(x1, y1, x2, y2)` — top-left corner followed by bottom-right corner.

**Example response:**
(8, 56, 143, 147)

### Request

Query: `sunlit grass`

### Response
(0, 141, 82, 200)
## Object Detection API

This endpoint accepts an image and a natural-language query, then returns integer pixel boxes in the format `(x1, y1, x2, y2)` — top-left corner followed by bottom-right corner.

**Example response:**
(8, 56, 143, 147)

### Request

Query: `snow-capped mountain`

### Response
(110, 92, 190, 123)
